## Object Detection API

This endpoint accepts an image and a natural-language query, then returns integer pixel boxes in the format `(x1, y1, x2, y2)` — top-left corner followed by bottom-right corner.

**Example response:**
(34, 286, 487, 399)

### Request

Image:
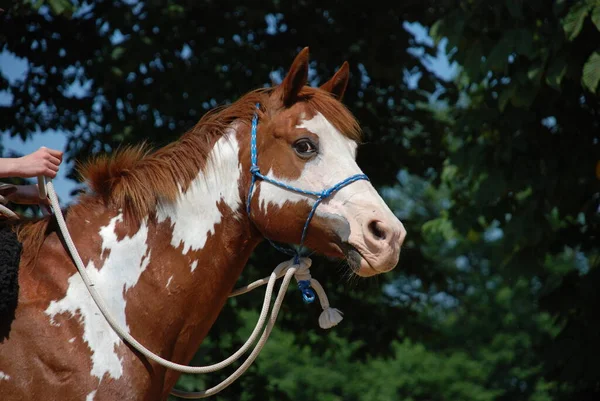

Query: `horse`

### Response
(0, 47, 406, 400)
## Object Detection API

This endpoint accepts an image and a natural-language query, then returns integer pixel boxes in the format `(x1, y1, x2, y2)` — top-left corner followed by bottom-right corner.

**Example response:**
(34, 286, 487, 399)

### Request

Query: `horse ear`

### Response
(280, 47, 310, 106)
(320, 61, 350, 101)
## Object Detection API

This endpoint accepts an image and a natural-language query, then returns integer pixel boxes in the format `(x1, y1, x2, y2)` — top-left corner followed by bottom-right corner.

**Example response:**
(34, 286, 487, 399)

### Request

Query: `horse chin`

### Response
(341, 244, 380, 277)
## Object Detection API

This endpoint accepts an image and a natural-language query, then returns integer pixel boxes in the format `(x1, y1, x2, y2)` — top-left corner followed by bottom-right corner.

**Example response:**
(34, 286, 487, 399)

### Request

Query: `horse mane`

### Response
(14, 85, 361, 257)
(79, 86, 361, 222)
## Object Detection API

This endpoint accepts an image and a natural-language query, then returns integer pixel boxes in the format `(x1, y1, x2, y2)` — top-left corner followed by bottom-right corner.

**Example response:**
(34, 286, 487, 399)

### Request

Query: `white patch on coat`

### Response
(68, 337, 76, 343)
(190, 260, 198, 272)
(86, 390, 97, 401)
(166, 275, 173, 288)
(45, 213, 151, 380)
(0, 371, 10, 380)
(156, 130, 243, 254)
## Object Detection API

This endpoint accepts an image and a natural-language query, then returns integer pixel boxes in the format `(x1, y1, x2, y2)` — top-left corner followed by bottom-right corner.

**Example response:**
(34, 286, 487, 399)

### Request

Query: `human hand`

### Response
(14, 147, 63, 178)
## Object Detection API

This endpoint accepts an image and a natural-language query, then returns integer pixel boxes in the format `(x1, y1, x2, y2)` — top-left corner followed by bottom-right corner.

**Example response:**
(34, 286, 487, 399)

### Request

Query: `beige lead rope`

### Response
(39, 177, 343, 398)
(0, 183, 19, 219)
(0, 203, 18, 219)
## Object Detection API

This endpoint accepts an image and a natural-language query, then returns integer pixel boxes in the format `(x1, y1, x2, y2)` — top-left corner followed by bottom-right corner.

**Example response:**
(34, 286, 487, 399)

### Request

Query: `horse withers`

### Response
(0, 47, 406, 400)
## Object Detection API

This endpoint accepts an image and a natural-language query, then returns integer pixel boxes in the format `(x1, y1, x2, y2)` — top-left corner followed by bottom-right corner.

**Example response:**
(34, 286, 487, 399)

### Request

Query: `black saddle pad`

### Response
(0, 224, 21, 317)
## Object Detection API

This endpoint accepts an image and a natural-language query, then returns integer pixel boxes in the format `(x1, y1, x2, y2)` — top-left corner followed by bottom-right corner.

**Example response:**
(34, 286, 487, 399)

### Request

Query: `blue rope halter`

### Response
(246, 103, 369, 303)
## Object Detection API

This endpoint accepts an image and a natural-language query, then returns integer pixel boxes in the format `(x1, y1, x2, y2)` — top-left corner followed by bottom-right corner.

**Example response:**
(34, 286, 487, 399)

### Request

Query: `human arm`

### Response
(0, 147, 63, 179)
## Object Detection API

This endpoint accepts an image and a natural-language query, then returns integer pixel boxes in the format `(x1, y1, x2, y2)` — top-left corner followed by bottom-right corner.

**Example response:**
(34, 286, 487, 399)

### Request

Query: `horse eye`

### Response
(293, 139, 318, 158)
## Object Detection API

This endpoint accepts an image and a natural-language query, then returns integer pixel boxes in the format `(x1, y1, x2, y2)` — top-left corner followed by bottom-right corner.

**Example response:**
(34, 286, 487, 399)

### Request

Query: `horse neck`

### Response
(136, 128, 260, 357)
(46, 126, 261, 385)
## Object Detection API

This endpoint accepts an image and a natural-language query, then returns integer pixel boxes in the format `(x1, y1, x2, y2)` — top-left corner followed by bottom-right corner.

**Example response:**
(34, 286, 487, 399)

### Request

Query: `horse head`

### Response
(244, 47, 406, 276)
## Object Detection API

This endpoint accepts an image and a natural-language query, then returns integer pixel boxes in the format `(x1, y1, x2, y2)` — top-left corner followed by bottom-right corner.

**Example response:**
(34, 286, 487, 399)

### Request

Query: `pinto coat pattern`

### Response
(0, 48, 405, 400)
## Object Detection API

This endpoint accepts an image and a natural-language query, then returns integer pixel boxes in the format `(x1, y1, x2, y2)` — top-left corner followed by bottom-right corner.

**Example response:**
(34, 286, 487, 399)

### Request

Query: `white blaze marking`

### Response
(166, 275, 173, 288)
(45, 213, 151, 380)
(157, 131, 243, 254)
(256, 112, 396, 237)
(258, 111, 360, 211)
(0, 371, 10, 380)
(86, 390, 97, 401)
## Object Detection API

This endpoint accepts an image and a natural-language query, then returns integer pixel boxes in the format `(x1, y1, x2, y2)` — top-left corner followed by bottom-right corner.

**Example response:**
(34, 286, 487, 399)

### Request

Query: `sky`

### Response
(0, 19, 456, 206)
(0, 51, 75, 203)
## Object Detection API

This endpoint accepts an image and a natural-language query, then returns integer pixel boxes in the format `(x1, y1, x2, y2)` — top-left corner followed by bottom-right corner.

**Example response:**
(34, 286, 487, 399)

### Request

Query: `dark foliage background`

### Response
(1, 1, 599, 400)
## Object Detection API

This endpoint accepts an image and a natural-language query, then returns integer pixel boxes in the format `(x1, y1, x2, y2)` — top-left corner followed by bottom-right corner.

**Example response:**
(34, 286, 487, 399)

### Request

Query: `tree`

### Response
(424, 1, 600, 399)
(2, 1, 599, 400)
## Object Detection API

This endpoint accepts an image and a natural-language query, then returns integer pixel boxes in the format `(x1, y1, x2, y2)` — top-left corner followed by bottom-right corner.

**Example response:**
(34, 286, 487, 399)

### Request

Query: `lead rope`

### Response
(38, 103, 367, 399)
(0, 183, 19, 219)
(39, 177, 342, 398)
(0, 201, 18, 219)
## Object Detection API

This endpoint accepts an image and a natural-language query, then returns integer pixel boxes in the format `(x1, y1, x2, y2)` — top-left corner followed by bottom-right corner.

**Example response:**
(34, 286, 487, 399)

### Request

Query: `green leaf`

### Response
(429, 19, 445, 46)
(546, 57, 568, 90)
(111, 47, 125, 60)
(514, 29, 534, 56)
(527, 62, 544, 84)
(498, 84, 517, 112)
(31, 0, 44, 11)
(506, 0, 524, 20)
(562, 2, 592, 41)
(486, 35, 513, 72)
(47, 0, 74, 16)
(111, 67, 123, 77)
(167, 4, 185, 16)
(592, 5, 600, 31)
(511, 85, 538, 108)
(582, 51, 600, 93)
(463, 41, 483, 80)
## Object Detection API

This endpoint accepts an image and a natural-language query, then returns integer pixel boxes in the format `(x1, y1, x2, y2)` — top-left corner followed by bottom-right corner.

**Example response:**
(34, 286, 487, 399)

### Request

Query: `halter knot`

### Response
(250, 166, 260, 174)
(288, 257, 343, 328)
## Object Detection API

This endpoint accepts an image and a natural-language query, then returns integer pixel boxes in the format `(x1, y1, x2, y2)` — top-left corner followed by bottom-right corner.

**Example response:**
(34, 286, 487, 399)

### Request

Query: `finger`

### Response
(45, 169, 57, 178)
(46, 161, 59, 172)
(46, 148, 63, 160)
(47, 155, 61, 166)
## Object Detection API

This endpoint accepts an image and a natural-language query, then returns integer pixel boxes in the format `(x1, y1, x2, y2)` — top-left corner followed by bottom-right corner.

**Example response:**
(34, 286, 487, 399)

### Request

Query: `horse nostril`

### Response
(368, 220, 387, 241)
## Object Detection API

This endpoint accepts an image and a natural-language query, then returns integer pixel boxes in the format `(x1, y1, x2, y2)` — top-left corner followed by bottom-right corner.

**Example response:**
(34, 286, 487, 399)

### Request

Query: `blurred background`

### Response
(1, 1, 599, 400)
